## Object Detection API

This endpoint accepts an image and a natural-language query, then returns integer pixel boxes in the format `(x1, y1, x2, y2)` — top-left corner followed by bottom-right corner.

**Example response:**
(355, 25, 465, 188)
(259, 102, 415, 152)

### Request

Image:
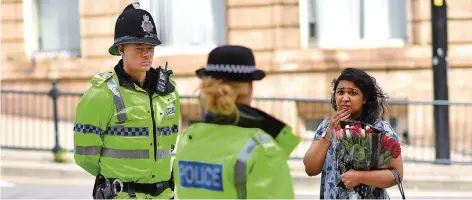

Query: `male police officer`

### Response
(73, 3, 180, 199)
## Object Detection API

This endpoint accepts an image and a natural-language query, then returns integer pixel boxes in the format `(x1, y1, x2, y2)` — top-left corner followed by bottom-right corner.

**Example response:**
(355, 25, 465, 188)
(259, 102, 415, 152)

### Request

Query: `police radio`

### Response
(156, 62, 174, 96)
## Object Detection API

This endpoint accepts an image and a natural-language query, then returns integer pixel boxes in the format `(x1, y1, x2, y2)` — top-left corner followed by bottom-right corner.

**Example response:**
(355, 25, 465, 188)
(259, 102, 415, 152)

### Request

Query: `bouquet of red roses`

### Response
(335, 120, 401, 199)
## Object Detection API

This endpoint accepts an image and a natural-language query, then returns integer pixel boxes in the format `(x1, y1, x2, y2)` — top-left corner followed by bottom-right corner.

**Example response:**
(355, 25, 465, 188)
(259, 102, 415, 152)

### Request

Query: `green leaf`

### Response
(348, 147, 355, 162)
(384, 155, 393, 166)
(354, 148, 366, 161)
(377, 153, 385, 167)
(341, 140, 349, 148)
(367, 134, 373, 150)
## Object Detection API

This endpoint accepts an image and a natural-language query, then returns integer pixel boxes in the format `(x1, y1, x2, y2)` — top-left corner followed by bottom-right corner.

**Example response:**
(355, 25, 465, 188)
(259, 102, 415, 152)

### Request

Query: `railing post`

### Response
(49, 79, 62, 153)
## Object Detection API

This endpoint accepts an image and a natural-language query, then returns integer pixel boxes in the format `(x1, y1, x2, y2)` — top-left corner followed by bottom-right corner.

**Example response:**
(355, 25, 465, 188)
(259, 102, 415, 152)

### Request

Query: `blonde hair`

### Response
(199, 77, 251, 118)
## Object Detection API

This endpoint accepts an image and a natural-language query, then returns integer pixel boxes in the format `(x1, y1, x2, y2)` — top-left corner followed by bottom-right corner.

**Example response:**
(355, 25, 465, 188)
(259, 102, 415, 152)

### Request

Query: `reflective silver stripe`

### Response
(257, 133, 271, 143)
(234, 139, 257, 199)
(101, 148, 149, 159)
(105, 78, 127, 124)
(234, 134, 272, 198)
(156, 148, 172, 159)
(75, 146, 102, 155)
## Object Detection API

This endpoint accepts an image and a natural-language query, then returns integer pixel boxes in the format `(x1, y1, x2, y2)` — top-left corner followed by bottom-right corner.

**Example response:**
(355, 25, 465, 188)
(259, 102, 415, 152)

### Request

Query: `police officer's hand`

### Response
(328, 108, 350, 137)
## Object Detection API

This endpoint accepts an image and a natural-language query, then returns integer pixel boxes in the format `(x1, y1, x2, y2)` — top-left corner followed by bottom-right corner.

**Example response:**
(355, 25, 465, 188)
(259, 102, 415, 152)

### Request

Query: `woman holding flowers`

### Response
(303, 68, 404, 199)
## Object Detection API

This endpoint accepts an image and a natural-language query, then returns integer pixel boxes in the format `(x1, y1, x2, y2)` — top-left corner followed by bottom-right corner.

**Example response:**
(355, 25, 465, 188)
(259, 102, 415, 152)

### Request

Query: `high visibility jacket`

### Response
(271, 125, 300, 158)
(73, 69, 180, 198)
(173, 123, 296, 199)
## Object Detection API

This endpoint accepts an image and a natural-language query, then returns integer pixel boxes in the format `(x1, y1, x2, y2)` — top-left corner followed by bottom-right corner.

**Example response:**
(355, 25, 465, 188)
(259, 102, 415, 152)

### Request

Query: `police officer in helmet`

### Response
(172, 45, 301, 198)
(73, 2, 180, 199)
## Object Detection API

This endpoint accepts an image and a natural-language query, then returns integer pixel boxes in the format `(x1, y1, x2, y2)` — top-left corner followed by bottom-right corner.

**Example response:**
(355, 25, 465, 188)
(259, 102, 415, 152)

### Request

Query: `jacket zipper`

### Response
(149, 93, 158, 161)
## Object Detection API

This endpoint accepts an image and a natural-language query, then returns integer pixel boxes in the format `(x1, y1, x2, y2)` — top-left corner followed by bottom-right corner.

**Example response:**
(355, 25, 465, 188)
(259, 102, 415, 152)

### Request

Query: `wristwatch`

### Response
(321, 131, 333, 143)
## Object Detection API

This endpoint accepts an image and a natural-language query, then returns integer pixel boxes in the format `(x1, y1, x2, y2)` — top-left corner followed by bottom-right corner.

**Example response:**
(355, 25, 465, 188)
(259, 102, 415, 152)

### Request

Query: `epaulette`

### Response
(252, 133, 279, 156)
(90, 72, 114, 87)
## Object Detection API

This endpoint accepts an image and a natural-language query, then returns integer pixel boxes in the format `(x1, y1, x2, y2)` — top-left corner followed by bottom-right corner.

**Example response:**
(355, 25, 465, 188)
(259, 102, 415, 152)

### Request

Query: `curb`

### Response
(1, 161, 93, 180)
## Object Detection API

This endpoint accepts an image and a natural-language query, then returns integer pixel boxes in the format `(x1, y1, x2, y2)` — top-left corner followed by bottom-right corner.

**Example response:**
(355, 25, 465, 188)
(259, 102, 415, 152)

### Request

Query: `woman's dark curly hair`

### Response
(330, 68, 389, 125)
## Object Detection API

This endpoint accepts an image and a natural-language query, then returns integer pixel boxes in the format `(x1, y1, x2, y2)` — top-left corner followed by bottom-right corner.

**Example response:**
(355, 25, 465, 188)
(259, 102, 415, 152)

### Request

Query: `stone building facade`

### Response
(2, 0, 472, 155)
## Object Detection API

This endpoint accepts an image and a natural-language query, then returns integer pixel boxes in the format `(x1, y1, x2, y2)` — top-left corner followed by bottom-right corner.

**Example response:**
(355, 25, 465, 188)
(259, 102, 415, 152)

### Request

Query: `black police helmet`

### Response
(108, 2, 162, 56)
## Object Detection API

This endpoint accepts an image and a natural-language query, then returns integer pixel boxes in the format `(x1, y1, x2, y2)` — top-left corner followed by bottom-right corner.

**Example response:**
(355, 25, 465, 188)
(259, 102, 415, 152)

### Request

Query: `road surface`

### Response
(2, 177, 472, 199)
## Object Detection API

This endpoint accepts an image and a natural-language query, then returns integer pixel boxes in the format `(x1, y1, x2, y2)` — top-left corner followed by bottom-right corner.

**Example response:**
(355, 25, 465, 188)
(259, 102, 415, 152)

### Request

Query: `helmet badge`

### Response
(141, 14, 154, 33)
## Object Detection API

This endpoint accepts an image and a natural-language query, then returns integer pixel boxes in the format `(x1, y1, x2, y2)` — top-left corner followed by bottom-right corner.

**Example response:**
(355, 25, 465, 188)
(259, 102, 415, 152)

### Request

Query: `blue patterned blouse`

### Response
(313, 118, 399, 199)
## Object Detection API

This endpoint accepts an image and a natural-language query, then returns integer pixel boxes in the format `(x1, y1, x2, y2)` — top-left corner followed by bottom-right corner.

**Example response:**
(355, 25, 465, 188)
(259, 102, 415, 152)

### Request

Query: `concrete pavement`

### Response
(1, 149, 472, 195)
(2, 179, 472, 199)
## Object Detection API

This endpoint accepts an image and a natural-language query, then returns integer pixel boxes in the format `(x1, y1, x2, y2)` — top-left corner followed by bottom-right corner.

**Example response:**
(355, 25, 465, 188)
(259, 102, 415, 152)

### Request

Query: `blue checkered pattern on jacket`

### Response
(73, 123, 101, 135)
(158, 124, 179, 136)
(106, 126, 149, 136)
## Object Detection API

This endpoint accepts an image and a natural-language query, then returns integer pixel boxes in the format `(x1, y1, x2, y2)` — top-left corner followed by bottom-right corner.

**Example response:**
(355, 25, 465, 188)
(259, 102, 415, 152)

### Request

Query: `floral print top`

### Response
(313, 118, 399, 199)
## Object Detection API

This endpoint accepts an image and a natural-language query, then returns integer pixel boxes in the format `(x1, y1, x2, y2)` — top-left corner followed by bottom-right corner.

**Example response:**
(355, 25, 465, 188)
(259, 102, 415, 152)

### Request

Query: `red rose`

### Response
(350, 127, 361, 137)
(381, 134, 389, 147)
(385, 138, 396, 151)
(365, 128, 373, 135)
(354, 123, 361, 129)
(391, 142, 400, 151)
(392, 148, 401, 158)
(350, 124, 362, 137)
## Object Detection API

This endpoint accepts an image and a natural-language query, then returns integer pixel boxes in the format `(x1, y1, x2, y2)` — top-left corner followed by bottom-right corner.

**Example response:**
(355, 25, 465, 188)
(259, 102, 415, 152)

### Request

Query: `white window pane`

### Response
(387, 0, 408, 40)
(364, 0, 407, 40)
(308, 0, 318, 40)
(363, 0, 390, 40)
(37, 0, 80, 53)
(211, 0, 226, 45)
(310, 0, 407, 46)
(146, 0, 226, 47)
(317, 0, 361, 44)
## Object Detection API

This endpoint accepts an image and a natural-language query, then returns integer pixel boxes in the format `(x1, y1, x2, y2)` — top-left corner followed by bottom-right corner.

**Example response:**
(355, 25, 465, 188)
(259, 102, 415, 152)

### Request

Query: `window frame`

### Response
(22, 0, 81, 60)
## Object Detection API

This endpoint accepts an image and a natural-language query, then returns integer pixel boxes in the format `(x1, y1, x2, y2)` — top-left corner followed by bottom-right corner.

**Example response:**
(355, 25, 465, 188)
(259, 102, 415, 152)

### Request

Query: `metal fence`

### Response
(2, 81, 472, 164)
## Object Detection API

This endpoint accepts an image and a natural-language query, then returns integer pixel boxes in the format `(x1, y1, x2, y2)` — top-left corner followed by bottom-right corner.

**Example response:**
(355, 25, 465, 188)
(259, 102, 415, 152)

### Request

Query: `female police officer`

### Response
(172, 45, 301, 198)
(73, 3, 180, 199)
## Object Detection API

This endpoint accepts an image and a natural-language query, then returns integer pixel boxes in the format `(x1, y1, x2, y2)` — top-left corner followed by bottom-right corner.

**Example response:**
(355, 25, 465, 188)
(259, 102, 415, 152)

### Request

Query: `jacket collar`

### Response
(114, 59, 157, 93)
(203, 104, 286, 139)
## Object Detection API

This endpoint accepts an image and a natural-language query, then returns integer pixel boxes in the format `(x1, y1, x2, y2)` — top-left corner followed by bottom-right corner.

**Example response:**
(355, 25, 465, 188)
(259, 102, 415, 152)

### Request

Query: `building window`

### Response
(304, 118, 324, 138)
(307, 0, 318, 44)
(139, 0, 226, 55)
(23, 0, 81, 59)
(389, 117, 398, 132)
(301, 0, 408, 48)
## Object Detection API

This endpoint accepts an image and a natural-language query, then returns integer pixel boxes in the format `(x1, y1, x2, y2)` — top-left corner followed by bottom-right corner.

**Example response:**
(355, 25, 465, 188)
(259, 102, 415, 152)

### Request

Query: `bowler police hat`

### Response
(108, 2, 162, 56)
(195, 45, 266, 82)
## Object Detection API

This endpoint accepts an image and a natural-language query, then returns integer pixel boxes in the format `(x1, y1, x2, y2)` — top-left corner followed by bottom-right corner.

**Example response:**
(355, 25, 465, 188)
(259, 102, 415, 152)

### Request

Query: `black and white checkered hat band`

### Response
(205, 64, 257, 74)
